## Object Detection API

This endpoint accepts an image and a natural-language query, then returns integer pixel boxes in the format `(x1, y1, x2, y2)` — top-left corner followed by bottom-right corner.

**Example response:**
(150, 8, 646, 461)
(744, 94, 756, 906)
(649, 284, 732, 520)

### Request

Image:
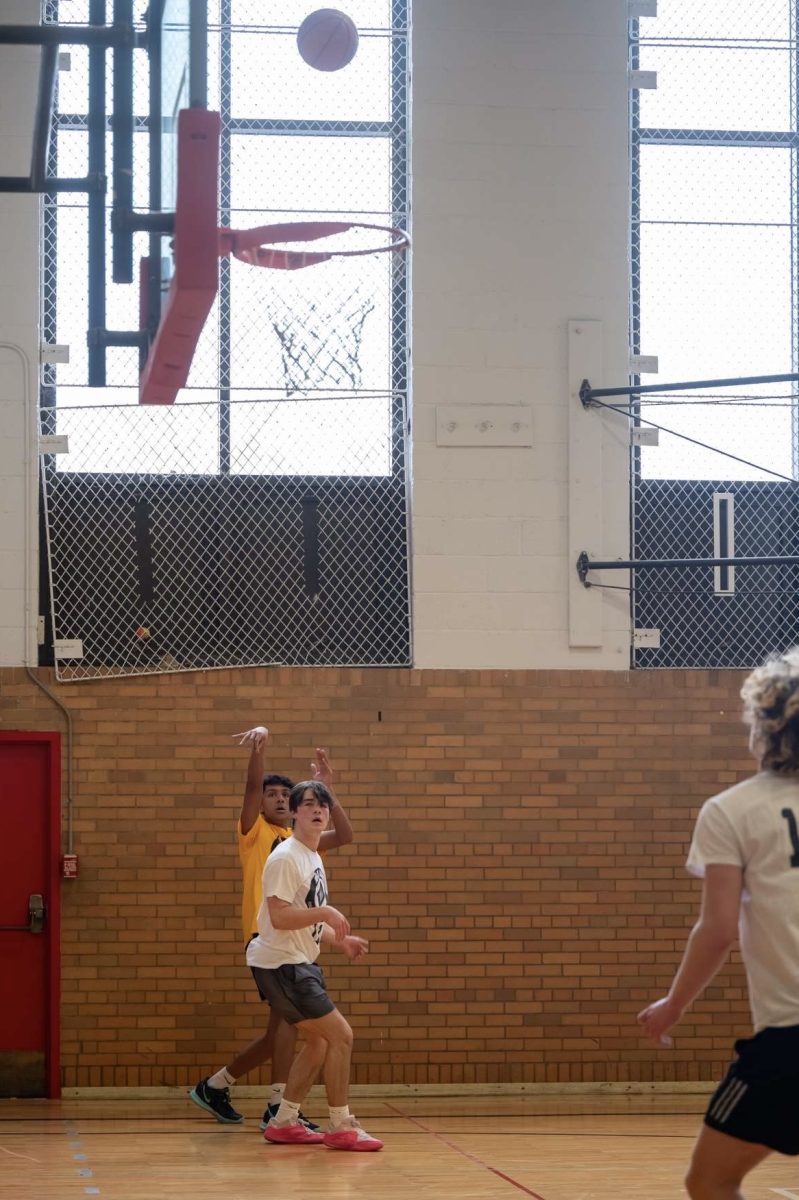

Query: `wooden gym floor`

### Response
(3, 1092, 799, 1199)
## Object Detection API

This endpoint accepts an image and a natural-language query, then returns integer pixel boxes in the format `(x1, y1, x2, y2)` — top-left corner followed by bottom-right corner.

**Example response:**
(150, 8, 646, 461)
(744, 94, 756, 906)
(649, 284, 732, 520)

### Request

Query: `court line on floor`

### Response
(0, 1118, 698, 1140)
(0, 1144, 41, 1162)
(383, 1102, 548, 1200)
(65, 1119, 101, 1197)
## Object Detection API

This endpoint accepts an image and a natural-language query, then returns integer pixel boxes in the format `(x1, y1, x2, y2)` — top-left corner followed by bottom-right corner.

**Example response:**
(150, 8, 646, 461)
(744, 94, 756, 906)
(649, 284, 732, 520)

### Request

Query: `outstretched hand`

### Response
(312, 747, 333, 790)
(232, 725, 269, 749)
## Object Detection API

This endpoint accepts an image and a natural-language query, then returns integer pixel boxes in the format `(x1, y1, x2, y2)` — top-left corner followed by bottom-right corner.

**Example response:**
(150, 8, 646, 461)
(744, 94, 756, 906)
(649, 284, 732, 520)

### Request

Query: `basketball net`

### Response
(218, 220, 408, 397)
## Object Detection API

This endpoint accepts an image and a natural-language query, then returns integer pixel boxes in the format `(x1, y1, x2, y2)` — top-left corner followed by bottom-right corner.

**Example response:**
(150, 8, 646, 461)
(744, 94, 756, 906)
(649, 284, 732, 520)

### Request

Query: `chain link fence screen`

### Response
(42, 395, 410, 679)
(42, 0, 410, 679)
(631, 0, 799, 667)
(633, 480, 799, 668)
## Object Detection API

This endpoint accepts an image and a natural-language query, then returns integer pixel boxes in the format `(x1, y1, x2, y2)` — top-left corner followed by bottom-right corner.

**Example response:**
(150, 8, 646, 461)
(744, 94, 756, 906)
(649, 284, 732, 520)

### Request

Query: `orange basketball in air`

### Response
(297, 9, 359, 72)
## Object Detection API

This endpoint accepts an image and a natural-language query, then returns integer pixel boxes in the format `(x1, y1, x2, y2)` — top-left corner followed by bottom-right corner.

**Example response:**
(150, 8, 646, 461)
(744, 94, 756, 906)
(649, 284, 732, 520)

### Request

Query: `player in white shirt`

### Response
(638, 648, 799, 1199)
(247, 779, 384, 1152)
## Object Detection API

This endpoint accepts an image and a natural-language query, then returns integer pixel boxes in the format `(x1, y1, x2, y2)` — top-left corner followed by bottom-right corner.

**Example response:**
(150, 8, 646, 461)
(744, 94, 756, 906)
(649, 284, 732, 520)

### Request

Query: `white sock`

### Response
(208, 1067, 236, 1089)
(329, 1105, 351, 1127)
(275, 1098, 301, 1126)
(269, 1082, 286, 1107)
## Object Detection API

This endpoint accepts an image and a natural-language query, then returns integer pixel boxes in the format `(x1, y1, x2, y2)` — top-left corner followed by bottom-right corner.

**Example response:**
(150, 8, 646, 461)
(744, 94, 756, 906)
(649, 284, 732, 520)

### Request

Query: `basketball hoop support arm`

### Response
(0, 18, 140, 196)
(576, 367, 799, 585)
(579, 371, 799, 407)
(0, 23, 141, 48)
(576, 552, 799, 588)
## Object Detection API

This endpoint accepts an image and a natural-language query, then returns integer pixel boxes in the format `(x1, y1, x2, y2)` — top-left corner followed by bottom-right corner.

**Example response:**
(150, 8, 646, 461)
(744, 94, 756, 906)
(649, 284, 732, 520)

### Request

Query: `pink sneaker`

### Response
(264, 1119, 324, 1145)
(323, 1117, 383, 1152)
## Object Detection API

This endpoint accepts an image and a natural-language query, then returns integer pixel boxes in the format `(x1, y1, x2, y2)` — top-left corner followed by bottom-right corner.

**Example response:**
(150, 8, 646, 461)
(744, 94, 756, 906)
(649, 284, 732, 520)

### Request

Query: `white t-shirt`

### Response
(687, 771, 799, 1032)
(246, 835, 328, 970)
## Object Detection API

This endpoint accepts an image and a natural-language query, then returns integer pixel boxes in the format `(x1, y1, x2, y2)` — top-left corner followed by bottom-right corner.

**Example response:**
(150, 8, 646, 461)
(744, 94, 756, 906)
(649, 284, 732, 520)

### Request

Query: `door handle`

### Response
(0, 894, 46, 934)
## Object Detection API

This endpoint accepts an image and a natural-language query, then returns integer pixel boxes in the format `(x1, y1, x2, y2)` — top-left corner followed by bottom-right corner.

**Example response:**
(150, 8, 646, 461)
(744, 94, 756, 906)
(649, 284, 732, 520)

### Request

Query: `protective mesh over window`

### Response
(41, 0, 411, 678)
(42, 397, 410, 678)
(631, 0, 799, 667)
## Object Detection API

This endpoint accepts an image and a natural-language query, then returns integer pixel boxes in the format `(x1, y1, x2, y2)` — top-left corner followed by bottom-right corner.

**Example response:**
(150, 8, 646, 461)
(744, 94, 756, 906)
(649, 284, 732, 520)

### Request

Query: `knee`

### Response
(330, 1019, 353, 1050)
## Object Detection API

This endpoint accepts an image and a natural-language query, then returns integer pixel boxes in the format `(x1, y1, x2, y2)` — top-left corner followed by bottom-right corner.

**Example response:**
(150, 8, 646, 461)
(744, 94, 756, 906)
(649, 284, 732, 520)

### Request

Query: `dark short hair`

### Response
(289, 779, 334, 813)
(263, 774, 294, 792)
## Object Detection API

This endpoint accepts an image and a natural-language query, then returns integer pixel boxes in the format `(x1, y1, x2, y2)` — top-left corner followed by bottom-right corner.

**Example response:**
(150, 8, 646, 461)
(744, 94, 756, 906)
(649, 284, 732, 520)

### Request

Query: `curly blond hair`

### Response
(741, 648, 799, 773)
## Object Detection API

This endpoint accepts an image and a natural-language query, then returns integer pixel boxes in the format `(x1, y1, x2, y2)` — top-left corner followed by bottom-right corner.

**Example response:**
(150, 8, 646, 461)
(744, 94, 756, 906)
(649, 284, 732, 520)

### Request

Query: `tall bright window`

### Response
(45, 0, 409, 479)
(632, 0, 797, 482)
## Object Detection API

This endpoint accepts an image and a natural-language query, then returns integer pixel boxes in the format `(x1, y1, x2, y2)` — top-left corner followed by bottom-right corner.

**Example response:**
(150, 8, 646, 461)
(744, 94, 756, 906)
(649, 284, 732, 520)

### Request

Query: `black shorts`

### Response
(704, 1025, 799, 1156)
(250, 962, 335, 1025)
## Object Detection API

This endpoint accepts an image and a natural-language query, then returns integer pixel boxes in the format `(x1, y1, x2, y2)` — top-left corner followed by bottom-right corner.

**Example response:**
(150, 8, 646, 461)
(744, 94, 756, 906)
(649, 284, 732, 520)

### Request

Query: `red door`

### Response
(0, 732, 60, 1098)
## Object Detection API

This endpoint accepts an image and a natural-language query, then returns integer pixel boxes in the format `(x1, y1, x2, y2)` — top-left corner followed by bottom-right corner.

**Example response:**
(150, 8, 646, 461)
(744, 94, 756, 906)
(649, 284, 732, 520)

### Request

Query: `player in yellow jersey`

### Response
(190, 726, 354, 1128)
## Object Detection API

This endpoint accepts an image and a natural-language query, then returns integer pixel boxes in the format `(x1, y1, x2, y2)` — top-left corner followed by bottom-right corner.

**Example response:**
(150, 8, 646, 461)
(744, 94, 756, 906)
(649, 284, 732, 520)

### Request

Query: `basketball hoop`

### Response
(139, 109, 410, 404)
(217, 221, 410, 271)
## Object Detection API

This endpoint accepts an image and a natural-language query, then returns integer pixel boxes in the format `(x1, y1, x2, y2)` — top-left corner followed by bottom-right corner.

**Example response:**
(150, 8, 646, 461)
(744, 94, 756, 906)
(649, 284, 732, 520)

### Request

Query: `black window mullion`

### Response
(218, 0, 232, 476)
(629, 15, 642, 667)
(787, 1, 791, 477)
(390, 0, 409, 480)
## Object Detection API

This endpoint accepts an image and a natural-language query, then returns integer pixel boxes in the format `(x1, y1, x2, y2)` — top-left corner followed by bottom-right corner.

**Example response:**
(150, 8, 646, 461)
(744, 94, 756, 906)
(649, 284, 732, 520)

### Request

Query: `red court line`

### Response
(383, 1103, 548, 1200)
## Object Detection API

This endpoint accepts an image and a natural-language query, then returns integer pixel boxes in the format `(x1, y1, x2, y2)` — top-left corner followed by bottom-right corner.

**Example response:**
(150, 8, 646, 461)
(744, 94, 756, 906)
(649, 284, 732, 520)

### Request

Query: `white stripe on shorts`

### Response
(708, 1077, 749, 1124)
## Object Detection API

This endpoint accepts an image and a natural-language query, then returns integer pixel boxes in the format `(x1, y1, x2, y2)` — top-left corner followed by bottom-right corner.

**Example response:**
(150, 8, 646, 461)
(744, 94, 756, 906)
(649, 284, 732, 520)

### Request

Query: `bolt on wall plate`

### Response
(436, 405, 533, 447)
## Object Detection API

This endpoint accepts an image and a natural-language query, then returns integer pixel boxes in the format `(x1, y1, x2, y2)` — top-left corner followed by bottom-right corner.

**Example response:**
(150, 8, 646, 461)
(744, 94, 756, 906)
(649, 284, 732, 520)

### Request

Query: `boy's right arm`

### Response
(637, 863, 742, 1045)
(267, 895, 350, 939)
(236, 725, 269, 836)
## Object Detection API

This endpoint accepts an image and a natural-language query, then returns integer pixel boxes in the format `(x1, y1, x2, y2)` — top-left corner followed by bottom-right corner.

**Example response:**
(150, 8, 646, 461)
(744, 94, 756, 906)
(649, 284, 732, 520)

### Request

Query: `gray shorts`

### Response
(250, 962, 335, 1025)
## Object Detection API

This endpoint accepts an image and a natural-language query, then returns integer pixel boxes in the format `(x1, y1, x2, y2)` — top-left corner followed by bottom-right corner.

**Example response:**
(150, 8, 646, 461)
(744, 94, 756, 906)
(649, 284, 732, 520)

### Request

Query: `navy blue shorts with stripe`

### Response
(705, 1024, 799, 1156)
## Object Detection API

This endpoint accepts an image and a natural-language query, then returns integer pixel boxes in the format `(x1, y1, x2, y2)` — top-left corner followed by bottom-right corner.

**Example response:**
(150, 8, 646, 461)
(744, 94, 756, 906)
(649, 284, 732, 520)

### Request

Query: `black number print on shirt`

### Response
(305, 867, 328, 945)
(780, 808, 799, 868)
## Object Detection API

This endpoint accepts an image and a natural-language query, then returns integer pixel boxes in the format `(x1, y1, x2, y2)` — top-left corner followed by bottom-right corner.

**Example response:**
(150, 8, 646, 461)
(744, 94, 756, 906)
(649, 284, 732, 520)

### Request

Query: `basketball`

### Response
(297, 9, 359, 72)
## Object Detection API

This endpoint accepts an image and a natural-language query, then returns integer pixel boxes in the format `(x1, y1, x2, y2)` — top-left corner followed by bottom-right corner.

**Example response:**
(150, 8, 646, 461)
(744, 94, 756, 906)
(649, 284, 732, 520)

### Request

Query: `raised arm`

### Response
(313, 747, 354, 851)
(637, 864, 743, 1046)
(235, 725, 269, 836)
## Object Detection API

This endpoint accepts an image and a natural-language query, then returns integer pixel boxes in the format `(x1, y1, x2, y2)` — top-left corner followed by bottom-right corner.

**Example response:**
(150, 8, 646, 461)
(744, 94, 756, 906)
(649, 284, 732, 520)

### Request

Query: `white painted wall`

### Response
(0, 2, 40, 667)
(0, 0, 633, 671)
(411, 0, 632, 668)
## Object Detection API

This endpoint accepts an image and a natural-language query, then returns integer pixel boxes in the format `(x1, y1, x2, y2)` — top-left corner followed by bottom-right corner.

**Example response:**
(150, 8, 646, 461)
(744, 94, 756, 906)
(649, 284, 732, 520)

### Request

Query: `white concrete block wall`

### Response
(0, 2, 40, 668)
(411, 0, 632, 668)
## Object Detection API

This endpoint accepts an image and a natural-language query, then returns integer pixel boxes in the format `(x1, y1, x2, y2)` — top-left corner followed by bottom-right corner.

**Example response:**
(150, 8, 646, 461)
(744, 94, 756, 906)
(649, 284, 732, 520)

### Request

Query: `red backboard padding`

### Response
(139, 108, 219, 405)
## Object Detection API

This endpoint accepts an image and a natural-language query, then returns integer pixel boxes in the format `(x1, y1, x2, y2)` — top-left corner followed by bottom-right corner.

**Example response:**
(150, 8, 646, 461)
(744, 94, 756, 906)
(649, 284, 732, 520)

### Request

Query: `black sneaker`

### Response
(259, 1102, 321, 1133)
(189, 1078, 244, 1124)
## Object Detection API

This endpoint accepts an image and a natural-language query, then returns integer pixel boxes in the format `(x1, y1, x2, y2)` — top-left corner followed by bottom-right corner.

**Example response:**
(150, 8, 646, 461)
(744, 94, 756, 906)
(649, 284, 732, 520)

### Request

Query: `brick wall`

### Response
(0, 664, 754, 1088)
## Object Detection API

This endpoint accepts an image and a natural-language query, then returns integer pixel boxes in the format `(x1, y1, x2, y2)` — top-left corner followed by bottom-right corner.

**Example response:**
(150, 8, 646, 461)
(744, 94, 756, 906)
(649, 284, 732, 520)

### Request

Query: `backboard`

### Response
(158, 0, 208, 205)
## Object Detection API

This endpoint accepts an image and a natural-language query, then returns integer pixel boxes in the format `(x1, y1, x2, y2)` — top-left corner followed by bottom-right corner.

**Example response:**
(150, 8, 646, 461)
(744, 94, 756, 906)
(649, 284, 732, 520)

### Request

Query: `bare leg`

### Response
(268, 1015, 298, 1082)
(226, 1008, 296, 1078)
(685, 1125, 772, 1200)
(283, 1009, 353, 1108)
(319, 1018, 353, 1107)
(283, 1035, 328, 1105)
